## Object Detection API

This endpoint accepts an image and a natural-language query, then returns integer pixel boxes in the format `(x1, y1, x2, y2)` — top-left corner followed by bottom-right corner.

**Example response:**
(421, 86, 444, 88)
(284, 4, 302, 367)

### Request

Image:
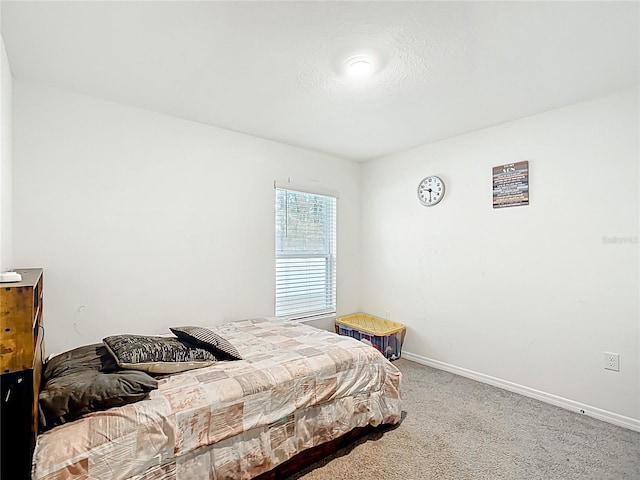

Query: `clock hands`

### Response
(419, 187, 434, 203)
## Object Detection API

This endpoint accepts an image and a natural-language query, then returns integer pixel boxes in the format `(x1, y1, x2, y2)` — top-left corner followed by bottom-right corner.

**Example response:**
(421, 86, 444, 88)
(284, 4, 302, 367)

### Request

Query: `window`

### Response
(275, 187, 337, 320)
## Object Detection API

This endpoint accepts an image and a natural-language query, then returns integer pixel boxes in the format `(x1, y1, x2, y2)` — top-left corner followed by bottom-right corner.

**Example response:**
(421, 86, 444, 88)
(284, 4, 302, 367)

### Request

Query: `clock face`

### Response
(417, 176, 445, 206)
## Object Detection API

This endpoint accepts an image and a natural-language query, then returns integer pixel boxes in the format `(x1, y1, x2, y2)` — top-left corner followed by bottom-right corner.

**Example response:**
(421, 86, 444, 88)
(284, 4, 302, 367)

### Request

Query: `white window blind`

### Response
(275, 187, 337, 320)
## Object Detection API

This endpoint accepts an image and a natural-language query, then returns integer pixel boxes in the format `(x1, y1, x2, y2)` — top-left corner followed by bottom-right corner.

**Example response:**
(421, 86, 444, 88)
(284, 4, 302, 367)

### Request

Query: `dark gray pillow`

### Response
(170, 326, 242, 361)
(39, 344, 157, 430)
(103, 334, 217, 374)
(44, 343, 119, 376)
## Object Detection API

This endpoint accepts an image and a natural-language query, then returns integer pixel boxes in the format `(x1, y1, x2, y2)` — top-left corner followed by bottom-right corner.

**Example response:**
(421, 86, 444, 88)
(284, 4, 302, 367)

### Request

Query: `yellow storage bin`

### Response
(335, 313, 406, 360)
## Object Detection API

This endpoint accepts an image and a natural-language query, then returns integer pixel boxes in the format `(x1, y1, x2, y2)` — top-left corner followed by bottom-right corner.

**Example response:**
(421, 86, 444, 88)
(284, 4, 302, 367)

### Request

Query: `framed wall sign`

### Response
(492, 160, 529, 208)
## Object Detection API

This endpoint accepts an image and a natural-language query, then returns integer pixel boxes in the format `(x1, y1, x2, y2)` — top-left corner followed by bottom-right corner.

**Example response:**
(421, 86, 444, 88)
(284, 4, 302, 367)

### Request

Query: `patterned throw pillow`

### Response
(103, 334, 217, 374)
(170, 326, 242, 361)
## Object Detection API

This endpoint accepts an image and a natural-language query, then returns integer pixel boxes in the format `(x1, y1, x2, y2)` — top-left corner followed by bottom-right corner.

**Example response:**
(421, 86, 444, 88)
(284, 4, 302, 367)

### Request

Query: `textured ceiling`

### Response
(2, 1, 638, 161)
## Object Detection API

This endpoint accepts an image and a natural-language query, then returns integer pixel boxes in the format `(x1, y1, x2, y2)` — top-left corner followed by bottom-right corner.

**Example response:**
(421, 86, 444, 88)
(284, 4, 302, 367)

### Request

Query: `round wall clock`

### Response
(417, 175, 445, 206)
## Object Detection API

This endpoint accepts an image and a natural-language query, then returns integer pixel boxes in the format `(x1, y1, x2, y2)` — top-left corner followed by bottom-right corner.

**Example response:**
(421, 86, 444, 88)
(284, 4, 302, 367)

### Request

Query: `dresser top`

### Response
(3, 269, 43, 288)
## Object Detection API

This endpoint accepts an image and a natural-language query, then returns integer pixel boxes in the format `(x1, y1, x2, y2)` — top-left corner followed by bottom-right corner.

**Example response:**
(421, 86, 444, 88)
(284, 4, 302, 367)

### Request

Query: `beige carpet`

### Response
(287, 359, 640, 480)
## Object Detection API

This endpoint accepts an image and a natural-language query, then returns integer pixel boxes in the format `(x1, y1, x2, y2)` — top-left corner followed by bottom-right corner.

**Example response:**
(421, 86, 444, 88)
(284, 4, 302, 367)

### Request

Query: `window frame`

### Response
(274, 184, 337, 321)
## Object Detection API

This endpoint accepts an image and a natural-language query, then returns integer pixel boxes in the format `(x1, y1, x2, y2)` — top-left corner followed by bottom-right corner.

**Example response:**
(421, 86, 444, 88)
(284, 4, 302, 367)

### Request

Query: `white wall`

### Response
(11, 77, 639, 427)
(12, 79, 361, 354)
(361, 87, 639, 424)
(0, 34, 12, 272)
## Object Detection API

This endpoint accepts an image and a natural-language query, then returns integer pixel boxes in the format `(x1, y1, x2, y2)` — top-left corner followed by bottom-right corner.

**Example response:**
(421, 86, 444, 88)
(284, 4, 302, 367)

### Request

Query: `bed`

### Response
(32, 318, 402, 479)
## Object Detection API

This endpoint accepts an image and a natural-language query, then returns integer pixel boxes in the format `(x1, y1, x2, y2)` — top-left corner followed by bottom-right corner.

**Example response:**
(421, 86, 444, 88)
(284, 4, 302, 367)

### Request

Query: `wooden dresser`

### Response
(0, 268, 44, 480)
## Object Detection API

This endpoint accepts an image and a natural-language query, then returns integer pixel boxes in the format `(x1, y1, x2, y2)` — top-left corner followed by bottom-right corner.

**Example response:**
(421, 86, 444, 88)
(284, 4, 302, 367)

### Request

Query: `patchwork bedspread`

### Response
(32, 318, 402, 479)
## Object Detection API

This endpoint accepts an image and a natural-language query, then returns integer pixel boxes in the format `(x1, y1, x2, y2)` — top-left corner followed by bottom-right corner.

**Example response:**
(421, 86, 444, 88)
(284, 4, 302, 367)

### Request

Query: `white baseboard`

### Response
(402, 350, 640, 433)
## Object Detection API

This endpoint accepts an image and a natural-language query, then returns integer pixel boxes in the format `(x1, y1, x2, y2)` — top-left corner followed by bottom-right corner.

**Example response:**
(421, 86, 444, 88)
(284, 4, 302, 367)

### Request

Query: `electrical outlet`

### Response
(384, 311, 391, 320)
(604, 352, 619, 371)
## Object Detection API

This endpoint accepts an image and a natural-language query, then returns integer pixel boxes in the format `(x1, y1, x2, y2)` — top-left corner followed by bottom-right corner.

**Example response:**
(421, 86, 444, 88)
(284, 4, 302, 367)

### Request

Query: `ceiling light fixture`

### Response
(345, 54, 374, 78)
